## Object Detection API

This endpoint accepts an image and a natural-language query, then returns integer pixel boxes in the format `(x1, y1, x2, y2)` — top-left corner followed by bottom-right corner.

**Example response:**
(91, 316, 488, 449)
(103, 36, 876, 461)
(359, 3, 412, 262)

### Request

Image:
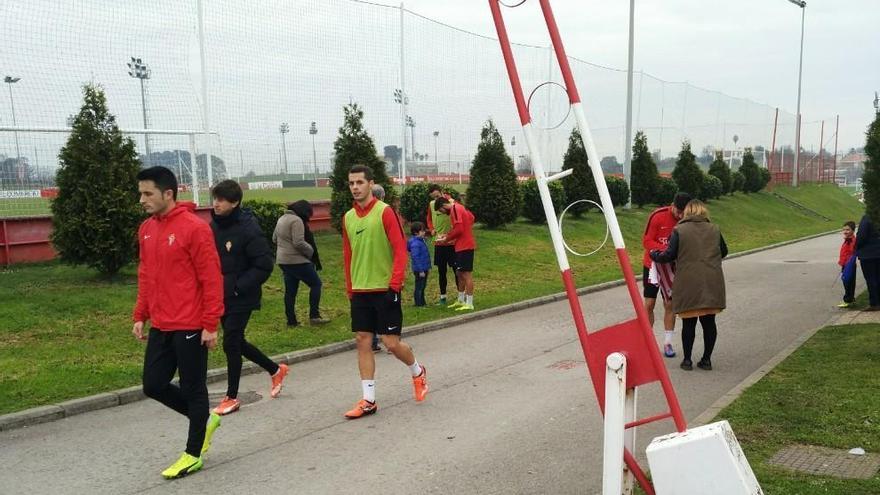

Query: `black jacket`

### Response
(211, 207, 274, 314)
(857, 214, 880, 260)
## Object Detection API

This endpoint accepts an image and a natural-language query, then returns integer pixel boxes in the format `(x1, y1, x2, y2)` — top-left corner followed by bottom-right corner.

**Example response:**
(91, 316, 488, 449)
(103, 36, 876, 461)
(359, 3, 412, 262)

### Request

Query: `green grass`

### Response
(0, 184, 864, 415)
(712, 322, 880, 494)
(773, 184, 864, 222)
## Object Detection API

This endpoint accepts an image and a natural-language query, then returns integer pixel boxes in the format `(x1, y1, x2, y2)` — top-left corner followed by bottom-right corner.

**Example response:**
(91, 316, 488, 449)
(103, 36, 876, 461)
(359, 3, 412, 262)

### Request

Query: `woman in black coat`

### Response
(856, 214, 880, 310)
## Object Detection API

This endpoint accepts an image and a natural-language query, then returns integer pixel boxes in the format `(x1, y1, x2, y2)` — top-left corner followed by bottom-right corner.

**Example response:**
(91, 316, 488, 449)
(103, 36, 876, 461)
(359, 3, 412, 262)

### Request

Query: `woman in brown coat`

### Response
(650, 200, 727, 371)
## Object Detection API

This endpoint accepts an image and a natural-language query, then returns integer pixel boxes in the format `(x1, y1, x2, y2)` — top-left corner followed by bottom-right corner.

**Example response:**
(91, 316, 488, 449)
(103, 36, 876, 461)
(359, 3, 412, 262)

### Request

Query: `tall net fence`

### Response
(0, 0, 835, 217)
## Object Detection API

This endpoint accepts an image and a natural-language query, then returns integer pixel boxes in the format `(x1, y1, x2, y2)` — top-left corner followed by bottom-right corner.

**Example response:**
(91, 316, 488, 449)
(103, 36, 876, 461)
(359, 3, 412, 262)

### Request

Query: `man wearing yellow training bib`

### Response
(342, 165, 429, 419)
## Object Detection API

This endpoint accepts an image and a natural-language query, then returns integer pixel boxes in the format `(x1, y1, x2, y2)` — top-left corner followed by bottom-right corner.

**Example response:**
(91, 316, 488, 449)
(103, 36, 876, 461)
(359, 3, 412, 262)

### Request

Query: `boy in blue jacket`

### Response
(407, 221, 431, 306)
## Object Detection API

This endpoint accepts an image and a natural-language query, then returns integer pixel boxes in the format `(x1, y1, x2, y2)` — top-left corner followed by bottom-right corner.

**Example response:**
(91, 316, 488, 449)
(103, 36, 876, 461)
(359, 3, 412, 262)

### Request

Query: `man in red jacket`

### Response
(642, 192, 690, 358)
(132, 166, 225, 479)
(434, 197, 476, 311)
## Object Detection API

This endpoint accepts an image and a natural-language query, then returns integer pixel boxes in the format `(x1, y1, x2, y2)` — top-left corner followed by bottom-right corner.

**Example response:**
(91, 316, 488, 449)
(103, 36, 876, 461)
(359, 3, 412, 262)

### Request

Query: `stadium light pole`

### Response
(394, 88, 408, 184)
(433, 130, 439, 170)
(787, 0, 806, 187)
(4, 76, 22, 173)
(511, 135, 517, 172)
(623, 0, 635, 209)
(279, 122, 290, 177)
(406, 115, 416, 160)
(309, 121, 319, 187)
(127, 57, 152, 165)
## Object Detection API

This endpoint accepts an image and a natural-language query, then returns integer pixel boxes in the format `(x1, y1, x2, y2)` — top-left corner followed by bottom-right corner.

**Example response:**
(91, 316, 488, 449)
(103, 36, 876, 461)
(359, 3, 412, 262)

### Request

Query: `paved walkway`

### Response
(0, 234, 859, 494)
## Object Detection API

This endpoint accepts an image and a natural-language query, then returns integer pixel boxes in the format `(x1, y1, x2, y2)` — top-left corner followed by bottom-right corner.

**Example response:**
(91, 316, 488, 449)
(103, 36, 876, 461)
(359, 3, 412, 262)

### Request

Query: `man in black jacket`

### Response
(210, 180, 289, 415)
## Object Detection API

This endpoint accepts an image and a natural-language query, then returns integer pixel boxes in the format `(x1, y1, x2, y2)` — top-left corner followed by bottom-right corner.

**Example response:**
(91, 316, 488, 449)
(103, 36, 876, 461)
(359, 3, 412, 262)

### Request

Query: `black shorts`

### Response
(642, 266, 659, 299)
(434, 244, 456, 269)
(455, 249, 475, 272)
(350, 292, 403, 335)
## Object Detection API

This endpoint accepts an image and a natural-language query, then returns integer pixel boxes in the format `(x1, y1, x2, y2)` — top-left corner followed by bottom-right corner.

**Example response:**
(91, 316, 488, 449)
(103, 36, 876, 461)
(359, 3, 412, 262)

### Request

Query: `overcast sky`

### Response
(1, 0, 877, 180)
(404, 0, 879, 151)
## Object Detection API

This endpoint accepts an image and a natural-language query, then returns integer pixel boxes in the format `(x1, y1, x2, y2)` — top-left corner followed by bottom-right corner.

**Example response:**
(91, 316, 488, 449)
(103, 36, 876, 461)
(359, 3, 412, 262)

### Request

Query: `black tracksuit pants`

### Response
(222, 311, 278, 398)
(142, 328, 209, 457)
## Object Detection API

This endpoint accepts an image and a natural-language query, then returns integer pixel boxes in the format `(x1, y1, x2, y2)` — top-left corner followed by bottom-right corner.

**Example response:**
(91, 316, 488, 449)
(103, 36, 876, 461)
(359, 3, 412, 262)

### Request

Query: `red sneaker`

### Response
(412, 366, 428, 402)
(270, 364, 289, 398)
(344, 399, 378, 419)
(212, 396, 241, 416)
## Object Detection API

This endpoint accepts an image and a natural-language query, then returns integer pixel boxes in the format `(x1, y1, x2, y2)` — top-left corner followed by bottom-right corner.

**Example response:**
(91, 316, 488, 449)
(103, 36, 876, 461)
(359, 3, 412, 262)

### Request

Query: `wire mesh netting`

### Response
(0, 0, 835, 217)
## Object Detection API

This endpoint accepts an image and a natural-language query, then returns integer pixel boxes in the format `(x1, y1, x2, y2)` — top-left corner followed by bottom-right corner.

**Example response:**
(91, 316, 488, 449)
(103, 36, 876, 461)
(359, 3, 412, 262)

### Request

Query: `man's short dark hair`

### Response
(844, 221, 856, 230)
(211, 179, 243, 204)
(349, 164, 374, 181)
(434, 197, 451, 211)
(673, 192, 692, 211)
(411, 221, 425, 235)
(137, 166, 178, 200)
(428, 183, 442, 194)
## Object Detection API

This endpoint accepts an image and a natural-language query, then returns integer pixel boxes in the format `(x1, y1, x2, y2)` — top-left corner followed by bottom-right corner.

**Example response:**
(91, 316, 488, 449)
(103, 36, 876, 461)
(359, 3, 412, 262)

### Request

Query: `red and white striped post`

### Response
(488, 2, 687, 493)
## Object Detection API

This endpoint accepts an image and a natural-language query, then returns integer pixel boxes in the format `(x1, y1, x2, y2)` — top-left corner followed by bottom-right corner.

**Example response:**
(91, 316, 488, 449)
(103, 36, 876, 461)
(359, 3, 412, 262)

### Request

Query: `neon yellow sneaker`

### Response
(455, 304, 474, 312)
(447, 300, 464, 309)
(161, 452, 203, 479)
(201, 413, 221, 456)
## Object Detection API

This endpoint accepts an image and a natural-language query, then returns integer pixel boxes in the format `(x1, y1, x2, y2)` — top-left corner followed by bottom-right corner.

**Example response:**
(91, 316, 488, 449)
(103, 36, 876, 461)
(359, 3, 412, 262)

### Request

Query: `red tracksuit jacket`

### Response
(132, 202, 225, 332)
(642, 206, 678, 268)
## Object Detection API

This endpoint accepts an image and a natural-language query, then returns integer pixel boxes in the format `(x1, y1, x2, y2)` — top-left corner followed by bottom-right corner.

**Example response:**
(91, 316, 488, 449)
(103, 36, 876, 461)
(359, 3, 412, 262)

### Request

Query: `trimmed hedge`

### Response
(654, 176, 678, 206)
(605, 176, 631, 208)
(243, 198, 286, 246)
(520, 178, 567, 223)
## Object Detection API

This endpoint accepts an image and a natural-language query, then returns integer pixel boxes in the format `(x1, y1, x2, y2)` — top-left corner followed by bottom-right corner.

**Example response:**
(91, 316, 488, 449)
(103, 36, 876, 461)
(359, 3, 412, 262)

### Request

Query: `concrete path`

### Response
(0, 234, 856, 494)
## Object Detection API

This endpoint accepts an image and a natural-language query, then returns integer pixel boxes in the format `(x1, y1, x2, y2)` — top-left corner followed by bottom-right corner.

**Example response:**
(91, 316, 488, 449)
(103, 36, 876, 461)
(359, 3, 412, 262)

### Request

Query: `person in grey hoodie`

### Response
(273, 200, 330, 326)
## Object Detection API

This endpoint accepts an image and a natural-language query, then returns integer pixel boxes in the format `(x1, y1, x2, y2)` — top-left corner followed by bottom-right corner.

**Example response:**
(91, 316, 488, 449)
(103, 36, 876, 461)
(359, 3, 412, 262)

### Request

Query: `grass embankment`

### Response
(712, 317, 880, 494)
(0, 184, 863, 415)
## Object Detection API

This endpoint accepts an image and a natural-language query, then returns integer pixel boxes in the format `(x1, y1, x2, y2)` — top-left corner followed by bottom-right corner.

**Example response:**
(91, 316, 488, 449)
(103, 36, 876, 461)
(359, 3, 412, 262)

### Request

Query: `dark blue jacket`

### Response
(211, 207, 274, 314)
(407, 236, 431, 273)
(856, 215, 880, 261)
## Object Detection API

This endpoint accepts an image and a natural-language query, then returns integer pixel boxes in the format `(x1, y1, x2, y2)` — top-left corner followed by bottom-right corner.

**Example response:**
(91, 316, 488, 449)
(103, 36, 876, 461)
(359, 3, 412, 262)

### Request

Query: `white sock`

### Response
(439, 293, 446, 301)
(458, 292, 466, 303)
(664, 330, 674, 346)
(466, 294, 473, 306)
(409, 359, 423, 377)
(362, 380, 375, 403)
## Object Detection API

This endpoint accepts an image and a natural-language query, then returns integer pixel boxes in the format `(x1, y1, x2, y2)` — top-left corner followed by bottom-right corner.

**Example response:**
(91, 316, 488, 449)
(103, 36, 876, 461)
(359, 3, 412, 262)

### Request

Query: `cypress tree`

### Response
(738, 148, 763, 193)
(630, 131, 659, 207)
(329, 103, 395, 231)
(671, 141, 703, 198)
(862, 112, 880, 222)
(707, 151, 732, 194)
(731, 170, 746, 192)
(50, 83, 143, 276)
(466, 119, 521, 228)
(561, 128, 598, 216)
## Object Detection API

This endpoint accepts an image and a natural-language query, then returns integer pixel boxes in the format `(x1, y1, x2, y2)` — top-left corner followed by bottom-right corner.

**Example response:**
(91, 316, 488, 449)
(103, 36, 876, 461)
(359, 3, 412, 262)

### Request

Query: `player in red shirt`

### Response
(642, 192, 691, 358)
(434, 197, 476, 311)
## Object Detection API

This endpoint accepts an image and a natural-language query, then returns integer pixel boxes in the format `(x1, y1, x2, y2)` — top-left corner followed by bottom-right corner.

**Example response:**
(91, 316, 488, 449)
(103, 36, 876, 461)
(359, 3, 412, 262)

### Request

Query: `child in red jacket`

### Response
(838, 221, 857, 308)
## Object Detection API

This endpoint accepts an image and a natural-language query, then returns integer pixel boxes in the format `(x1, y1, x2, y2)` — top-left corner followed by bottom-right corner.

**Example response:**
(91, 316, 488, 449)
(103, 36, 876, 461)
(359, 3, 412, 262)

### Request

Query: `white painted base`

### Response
(646, 420, 763, 495)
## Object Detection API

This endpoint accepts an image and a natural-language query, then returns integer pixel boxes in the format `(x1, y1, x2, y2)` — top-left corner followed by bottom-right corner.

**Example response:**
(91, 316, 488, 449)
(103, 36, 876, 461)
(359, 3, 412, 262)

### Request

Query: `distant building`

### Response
(836, 151, 866, 185)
